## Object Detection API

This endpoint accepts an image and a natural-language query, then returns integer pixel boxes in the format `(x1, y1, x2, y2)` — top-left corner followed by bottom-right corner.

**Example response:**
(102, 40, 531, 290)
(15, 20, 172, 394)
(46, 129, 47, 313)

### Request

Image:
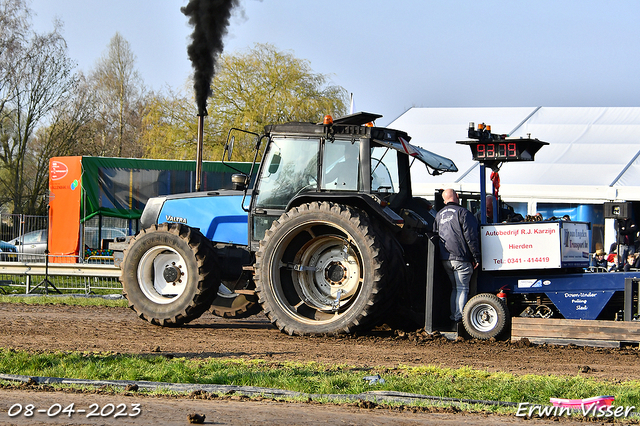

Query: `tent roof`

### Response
(389, 107, 640, 201)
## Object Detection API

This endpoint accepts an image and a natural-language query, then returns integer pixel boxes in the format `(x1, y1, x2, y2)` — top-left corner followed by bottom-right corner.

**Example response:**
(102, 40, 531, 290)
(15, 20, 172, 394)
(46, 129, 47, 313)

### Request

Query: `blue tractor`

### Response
(119, 112, 457, 335)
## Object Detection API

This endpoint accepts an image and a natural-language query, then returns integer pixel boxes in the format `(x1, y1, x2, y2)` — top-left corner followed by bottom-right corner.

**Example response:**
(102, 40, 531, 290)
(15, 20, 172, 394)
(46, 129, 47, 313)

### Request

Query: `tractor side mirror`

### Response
(231, 173, 248, 191)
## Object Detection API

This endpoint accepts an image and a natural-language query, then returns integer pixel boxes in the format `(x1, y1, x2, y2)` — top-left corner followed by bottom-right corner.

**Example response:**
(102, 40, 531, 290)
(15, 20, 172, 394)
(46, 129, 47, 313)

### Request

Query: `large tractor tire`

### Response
(462, 293, 510, 339)
(209, 282, 261, 319)
(120, 223, 220, 326)
(255, 201, 393, 335)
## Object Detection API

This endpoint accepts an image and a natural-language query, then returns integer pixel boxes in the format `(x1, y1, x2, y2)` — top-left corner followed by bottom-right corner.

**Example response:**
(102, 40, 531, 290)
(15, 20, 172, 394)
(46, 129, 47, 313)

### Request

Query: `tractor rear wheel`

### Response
(120, 223, 219, 326)
(255, 202, 392, 335)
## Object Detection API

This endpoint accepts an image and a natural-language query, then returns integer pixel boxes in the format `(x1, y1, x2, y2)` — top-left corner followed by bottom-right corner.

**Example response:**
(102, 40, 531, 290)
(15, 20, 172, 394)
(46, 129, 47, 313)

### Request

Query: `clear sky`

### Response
(29, 0, 640, 126)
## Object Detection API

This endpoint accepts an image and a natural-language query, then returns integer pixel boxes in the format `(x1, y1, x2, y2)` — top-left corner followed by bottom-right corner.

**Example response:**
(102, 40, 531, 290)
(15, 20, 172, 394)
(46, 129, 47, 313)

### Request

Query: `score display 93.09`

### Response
(471, 142, 519, 161)
(457, 122, 549, 163)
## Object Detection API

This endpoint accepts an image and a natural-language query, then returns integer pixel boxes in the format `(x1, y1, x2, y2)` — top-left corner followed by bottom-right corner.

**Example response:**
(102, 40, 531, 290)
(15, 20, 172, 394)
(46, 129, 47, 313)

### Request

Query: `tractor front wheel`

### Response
(120, 223, 220, 326)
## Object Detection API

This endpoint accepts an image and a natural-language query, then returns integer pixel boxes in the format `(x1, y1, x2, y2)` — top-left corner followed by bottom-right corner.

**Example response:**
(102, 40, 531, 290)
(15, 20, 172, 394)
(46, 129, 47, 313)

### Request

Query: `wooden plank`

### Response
(512, 325, 639, 342)
(512, 317, 640, 344)
(512, 336, 620, 348)
(513, 317, 640, 332)
(513, 326, 640, 341)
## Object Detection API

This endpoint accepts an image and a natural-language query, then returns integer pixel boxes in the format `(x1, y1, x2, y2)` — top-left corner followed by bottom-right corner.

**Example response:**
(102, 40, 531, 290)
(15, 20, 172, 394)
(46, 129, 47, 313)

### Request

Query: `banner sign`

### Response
(49, 157, 82, 262)
(481, 222, 561, 271)
(546, 290, 614, 320)
(481, 222, 591, 271)
(560, 222, 591, 267)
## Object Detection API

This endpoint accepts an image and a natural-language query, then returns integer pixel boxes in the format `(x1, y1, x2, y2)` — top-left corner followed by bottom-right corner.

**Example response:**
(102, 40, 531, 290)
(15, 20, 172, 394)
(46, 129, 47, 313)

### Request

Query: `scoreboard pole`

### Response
(479, 164, 487, 225)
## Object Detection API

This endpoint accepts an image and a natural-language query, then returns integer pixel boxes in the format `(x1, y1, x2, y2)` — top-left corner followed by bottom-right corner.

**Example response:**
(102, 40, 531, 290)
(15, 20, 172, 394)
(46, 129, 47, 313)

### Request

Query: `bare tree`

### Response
(23, 73, 96, 206)
(0, 0, 29, 127)
(91, 32, 147, 158)
(0, 17, 78, 214)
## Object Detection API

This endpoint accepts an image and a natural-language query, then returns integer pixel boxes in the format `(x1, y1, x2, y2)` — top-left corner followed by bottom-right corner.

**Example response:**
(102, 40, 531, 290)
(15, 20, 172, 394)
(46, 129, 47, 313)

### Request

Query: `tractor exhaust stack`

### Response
(195, 110, 207, 192)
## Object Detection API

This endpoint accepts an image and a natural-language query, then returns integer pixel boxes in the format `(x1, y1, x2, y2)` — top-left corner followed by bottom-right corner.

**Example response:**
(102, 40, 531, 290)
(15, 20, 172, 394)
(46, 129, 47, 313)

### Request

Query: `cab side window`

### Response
(322, 140, 360, 191)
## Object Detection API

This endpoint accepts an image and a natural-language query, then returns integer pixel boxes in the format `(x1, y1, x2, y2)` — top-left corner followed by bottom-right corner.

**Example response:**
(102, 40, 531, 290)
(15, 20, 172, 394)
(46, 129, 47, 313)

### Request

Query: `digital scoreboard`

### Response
(457, 123, 548, 164)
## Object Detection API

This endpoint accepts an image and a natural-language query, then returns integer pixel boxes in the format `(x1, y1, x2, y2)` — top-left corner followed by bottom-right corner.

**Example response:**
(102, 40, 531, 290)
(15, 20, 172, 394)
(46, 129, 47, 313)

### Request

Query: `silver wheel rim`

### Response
(469, 303, 499, 332)
(270, 221, 363, 325)
(137, 245, 189, 304)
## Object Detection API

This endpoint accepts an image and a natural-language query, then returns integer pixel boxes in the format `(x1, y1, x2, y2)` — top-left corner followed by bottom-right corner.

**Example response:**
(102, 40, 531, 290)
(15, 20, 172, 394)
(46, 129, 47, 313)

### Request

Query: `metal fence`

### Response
(0, 213, 137, 261)
(0, 262, 122, 295)
(0, 213, 47, 243)
(0, 214, 125, 294)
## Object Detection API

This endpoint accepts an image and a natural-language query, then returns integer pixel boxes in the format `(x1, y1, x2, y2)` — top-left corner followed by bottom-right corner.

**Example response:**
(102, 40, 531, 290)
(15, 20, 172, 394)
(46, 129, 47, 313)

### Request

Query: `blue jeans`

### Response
(442, 260, 474, 322)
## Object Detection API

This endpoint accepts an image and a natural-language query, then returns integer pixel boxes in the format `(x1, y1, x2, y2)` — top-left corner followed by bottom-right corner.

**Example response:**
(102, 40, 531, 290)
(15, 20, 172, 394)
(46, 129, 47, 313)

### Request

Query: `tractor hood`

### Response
(140, 190, 251, 246)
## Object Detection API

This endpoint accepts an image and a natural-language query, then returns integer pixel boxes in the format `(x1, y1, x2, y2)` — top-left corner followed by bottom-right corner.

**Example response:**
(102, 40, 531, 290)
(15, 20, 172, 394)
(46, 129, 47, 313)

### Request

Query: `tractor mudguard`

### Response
(287, 192, 404, 230)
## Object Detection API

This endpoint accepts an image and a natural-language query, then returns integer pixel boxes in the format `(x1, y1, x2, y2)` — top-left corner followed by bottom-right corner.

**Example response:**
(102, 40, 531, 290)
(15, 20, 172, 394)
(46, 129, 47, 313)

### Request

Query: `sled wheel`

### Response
(120, 223, 219, 326)
(255, 202, 391, 335)
(462, 293, 509, 339)
(209, 282, 261, 319)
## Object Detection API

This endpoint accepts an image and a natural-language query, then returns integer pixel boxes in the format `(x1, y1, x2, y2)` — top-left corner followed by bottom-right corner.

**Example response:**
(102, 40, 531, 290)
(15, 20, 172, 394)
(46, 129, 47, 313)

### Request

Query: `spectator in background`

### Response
(624, 253, 640, 271)
(590, 248, 607, 269)
(562, 214, 571, 221)
(616, 217, 638, 269)
(608, 253, 620, 272)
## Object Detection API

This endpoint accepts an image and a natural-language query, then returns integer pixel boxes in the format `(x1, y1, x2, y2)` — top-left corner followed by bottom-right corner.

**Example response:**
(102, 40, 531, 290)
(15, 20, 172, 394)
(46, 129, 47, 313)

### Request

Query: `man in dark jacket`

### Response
(616, 217, 637, 270)
(433, 189, 481, 325)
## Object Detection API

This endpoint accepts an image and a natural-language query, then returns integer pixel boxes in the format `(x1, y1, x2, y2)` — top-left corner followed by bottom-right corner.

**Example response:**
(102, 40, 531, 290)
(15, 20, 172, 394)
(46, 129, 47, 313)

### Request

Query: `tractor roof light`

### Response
(323, 115, 333, 125)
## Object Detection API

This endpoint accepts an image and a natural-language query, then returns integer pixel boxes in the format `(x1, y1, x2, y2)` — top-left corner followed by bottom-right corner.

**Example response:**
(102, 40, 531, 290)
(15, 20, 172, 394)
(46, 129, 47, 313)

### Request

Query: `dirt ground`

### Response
(1, 303, 639, 379)
(0, 302, 638, 425)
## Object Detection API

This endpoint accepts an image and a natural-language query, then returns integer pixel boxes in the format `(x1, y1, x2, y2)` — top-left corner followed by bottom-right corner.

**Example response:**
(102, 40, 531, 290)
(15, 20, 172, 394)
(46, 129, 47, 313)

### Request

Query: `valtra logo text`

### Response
(50, 161, 69, 181)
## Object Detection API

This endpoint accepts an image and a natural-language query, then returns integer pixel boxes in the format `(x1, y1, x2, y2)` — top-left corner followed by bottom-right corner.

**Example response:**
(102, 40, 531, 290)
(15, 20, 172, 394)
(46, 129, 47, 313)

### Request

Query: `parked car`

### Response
(0, 240, 17, 252)
(83, 227, 128, 250)
(8, 227, 129, 261)
(8, 229, 47, 254)
(0, 240, 17, 261)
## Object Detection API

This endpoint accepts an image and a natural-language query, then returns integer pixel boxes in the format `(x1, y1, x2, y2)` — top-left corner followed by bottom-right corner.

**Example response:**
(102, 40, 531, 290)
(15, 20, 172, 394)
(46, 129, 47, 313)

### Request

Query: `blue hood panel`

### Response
(158, 194, 249, 246)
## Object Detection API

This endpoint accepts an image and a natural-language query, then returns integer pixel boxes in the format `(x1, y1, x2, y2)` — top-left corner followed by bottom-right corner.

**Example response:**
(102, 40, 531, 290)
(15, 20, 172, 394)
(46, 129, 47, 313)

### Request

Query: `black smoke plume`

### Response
(181, 0, 239, 115)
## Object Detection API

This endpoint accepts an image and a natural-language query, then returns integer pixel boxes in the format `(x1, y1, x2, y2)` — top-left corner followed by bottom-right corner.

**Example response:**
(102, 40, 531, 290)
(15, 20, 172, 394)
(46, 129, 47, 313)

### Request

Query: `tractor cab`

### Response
(245, 112, 457, 250)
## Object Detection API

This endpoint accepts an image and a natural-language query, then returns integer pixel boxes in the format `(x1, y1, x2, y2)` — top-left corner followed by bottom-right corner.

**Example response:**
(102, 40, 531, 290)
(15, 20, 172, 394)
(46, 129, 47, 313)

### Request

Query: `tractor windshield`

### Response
(254, 137, 319, 209)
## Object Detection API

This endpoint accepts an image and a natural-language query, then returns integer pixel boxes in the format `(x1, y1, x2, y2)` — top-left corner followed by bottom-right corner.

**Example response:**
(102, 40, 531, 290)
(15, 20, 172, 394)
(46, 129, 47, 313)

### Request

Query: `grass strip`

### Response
(0, 295, 128, 308)
(0, 348, 638, 409)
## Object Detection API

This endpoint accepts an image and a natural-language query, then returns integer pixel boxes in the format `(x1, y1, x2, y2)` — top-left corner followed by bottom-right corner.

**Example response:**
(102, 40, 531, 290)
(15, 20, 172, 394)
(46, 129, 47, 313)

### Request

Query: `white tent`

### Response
(389, 107, 640, 210)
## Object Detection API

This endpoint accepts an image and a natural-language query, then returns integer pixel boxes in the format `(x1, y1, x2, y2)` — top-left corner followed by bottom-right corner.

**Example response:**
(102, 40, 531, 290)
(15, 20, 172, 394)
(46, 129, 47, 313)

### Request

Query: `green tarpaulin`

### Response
(80, 157, 253, 222)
